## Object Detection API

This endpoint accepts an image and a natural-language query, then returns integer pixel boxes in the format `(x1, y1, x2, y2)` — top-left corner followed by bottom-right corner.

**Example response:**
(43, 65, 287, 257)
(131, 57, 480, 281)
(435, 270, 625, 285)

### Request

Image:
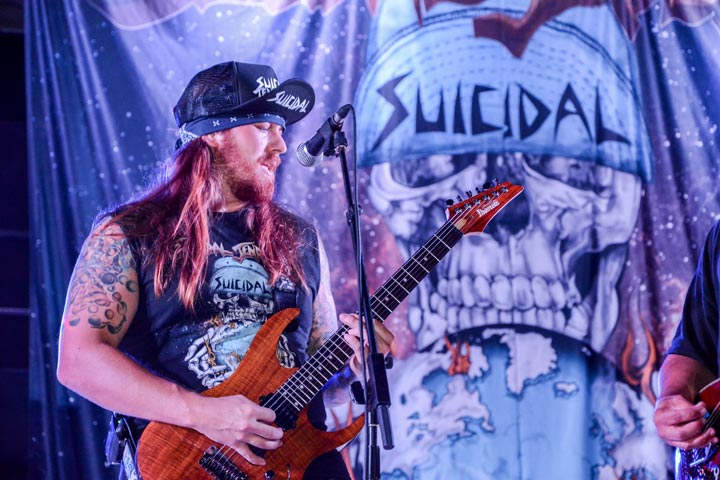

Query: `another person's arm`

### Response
(56, 220, 282, 465)
(654, 222, 720, 451)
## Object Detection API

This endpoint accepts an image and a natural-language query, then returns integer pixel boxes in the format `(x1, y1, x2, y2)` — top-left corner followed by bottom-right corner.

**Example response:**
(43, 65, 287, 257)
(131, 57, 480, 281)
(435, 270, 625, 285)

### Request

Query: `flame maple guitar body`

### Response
(676, 378, 720, 480)
(136, 308, 364, 480)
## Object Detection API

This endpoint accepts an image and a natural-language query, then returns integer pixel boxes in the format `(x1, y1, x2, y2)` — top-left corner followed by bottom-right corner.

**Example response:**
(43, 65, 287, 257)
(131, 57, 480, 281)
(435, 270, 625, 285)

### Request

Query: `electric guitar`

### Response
(135, 180, 524, 480)
(676, 379, 720, 480)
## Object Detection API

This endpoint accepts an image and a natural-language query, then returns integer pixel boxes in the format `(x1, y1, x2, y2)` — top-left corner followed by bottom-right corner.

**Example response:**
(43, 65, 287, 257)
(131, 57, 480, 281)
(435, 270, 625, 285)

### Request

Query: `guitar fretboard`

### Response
(269, 220, 465, 416)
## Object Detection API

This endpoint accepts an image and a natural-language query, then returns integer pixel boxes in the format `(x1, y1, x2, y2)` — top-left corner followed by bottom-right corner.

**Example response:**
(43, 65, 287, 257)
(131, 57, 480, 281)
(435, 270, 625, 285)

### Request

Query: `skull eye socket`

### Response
(389, 153, 477, 187)
(524, 154, 608, 194)
(215, 292, 236, 300)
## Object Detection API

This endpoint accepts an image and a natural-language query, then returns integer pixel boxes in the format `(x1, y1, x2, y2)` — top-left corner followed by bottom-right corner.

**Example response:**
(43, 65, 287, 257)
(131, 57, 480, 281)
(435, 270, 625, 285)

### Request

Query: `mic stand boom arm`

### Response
(323, 107, 394, 480)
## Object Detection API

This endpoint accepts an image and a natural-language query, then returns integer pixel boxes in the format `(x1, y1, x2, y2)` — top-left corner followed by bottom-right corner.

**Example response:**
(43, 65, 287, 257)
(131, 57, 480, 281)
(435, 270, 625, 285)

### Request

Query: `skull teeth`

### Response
(445, 273, 571, 311)
(412, 271, 590, 348)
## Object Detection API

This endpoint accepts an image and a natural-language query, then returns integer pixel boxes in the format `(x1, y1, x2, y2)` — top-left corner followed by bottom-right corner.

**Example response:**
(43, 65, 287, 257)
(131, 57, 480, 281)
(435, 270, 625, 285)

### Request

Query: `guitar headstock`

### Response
(446, 180, 524, 235)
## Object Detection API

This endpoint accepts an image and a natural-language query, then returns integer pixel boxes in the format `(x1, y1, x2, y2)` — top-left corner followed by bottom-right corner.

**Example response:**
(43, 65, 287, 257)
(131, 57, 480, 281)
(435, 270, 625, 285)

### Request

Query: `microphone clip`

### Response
(296, 104, 352, 167)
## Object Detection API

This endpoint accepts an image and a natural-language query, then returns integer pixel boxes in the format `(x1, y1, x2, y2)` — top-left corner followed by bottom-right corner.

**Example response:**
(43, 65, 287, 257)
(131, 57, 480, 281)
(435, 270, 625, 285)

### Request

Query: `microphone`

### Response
(296, 104, 352, 167)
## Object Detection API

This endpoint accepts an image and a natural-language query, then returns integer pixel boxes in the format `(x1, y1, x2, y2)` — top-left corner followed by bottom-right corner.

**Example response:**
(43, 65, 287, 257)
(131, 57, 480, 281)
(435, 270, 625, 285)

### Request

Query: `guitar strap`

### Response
(273, 285, 299, 330)
(104, 412, 140, 480)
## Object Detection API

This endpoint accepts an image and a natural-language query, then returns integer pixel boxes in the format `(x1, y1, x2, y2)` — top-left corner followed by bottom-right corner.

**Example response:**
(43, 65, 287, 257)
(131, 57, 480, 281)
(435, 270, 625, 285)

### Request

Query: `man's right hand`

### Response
(654, 353, 719, 450)
(191, 394, 284, 466)
(654, 394, 714, 450)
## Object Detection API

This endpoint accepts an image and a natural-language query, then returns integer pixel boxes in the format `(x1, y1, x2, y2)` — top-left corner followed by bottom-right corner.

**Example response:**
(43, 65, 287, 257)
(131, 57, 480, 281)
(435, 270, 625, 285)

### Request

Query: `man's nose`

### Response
(270, 129, 287, 154)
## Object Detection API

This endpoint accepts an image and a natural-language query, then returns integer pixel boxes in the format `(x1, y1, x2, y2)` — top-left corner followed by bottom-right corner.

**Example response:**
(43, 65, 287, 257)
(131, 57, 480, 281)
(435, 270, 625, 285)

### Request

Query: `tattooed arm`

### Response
(57, 220, 143, 395)
(308, 235, 340, 355)
(310, 236, 394, 406)
(56, 219, 283, 466)
(310, 235, 352, 406)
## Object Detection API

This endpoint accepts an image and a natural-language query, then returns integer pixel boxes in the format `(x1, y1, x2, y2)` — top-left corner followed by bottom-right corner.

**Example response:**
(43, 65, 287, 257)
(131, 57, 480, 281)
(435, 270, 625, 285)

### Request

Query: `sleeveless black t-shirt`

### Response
(117, 208, 326, 425)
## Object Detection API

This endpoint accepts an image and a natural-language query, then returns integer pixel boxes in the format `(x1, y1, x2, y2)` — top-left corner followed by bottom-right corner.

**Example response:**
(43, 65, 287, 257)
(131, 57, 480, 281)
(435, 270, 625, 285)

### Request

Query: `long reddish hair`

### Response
(107, 137, 307, 309)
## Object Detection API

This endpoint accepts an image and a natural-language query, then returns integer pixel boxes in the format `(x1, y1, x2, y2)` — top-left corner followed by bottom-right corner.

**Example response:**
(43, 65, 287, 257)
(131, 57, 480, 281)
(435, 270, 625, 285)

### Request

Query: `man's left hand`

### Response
(339, 313, 394, 378)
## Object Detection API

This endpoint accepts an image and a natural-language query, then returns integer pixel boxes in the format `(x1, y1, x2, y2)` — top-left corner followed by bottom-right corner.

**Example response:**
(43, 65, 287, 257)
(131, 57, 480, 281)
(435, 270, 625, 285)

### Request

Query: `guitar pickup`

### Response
(200, 445, 249, 480)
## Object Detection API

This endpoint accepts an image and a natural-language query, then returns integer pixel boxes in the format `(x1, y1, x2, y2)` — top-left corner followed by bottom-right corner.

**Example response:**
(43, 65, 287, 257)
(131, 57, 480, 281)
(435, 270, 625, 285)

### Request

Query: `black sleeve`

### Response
(668, 221, 720, 377)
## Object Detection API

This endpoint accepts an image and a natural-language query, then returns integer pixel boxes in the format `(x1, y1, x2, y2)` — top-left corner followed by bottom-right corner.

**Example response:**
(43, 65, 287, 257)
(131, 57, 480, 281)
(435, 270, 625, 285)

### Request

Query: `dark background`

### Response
(0, 1, 29, 478)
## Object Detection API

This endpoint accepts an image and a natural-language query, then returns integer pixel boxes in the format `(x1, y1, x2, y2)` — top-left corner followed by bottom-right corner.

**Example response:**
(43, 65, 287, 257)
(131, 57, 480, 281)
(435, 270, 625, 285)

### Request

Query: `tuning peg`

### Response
(456, 194, 463, 203)
(482, 178, 498, 190)
(445, 199, 454, 206)
(465, 190, 473, 198)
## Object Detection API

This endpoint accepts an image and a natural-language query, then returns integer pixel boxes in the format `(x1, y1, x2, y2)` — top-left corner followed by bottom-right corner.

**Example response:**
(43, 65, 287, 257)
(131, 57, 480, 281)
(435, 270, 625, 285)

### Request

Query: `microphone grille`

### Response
(296, 142, 323, 167)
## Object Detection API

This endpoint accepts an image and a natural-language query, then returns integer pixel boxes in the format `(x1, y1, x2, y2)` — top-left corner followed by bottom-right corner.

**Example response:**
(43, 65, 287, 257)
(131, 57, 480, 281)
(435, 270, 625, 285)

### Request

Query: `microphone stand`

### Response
(322, 107, 393, 480)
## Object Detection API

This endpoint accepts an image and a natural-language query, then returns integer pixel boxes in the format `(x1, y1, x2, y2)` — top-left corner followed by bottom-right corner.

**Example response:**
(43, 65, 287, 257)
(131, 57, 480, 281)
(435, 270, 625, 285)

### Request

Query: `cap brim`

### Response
(235, 78, 315, 125)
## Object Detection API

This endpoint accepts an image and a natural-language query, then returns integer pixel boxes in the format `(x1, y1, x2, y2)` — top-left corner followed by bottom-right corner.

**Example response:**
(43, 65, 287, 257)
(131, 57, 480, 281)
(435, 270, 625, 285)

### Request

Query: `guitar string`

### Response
(207, 187, 509, 467)
(703, 403, 720, 433)
(265, 209, 467, 410)
(211, 190, 501, 468)
(260, 254, 448, 411)
(245, 189, 497, 420)
(210, 222, 463, 468)
(259, 190, 492, 415)
(209, 190, 496, 467)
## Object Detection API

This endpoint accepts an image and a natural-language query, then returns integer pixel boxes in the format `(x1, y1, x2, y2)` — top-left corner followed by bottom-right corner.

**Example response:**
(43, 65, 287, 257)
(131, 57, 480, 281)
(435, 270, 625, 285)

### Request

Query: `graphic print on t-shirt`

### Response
(184, 241, 297, 388)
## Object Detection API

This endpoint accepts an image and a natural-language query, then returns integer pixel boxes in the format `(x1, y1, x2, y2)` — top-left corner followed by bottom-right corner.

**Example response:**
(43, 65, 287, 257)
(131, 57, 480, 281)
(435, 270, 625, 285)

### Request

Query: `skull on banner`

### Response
(368, 152, 641, 353)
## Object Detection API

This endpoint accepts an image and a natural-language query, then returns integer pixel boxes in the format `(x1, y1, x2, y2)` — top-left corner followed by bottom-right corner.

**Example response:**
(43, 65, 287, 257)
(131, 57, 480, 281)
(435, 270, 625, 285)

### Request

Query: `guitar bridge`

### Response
(199, 445, 249, 480)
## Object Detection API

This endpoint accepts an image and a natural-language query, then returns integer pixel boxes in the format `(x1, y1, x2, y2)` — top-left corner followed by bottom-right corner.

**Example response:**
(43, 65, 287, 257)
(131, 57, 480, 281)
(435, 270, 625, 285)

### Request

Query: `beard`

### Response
(212, 140, 280, 207)
(226, 170, 275, 205)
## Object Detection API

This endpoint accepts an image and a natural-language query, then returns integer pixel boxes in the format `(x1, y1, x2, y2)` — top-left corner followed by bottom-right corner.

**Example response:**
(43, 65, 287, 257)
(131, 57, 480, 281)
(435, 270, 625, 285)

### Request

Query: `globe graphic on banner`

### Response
(379, 326, 662, 480)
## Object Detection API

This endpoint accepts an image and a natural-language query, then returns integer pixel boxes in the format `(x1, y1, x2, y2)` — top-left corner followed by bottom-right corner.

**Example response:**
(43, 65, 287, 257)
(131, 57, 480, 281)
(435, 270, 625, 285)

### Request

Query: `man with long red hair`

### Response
(56, 61, 393, 480)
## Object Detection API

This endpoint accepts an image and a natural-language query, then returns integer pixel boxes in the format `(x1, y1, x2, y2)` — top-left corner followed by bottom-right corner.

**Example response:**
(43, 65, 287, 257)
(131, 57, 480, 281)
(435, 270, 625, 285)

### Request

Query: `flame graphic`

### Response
(620, 283, 660, 405)
(620, 317, 658, 404)
(444, 335, 471, 375)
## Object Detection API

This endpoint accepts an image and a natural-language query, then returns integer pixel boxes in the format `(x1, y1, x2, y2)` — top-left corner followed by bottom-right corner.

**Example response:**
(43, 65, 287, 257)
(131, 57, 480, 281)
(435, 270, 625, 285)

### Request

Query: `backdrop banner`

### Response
(28, 0, 720, 478)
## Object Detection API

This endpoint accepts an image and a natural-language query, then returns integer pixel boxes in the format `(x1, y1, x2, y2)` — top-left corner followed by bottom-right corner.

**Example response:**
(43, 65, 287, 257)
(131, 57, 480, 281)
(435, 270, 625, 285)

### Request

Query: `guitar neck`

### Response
(275, 220, 465, 413)
(370, 221, 464, 322)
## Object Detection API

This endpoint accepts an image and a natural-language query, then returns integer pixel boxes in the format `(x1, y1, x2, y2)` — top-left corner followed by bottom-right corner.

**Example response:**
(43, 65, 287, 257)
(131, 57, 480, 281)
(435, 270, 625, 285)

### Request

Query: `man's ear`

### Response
(203, 132, 220, 149)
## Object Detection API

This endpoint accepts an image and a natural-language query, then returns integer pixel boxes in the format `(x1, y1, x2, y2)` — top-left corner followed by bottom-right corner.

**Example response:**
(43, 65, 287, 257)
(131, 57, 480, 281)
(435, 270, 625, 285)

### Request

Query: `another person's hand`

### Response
(339, 313, 394, 378)
(654, 394, 716, 450)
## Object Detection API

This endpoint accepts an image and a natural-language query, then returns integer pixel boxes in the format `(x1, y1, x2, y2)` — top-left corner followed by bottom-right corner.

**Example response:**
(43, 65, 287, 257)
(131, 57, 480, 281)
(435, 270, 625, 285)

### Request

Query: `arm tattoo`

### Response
(322, 364, 355, 406)
(310, 238, 356, 405)
(65, 227, 138, 334)
(308, 237, 338, 355)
